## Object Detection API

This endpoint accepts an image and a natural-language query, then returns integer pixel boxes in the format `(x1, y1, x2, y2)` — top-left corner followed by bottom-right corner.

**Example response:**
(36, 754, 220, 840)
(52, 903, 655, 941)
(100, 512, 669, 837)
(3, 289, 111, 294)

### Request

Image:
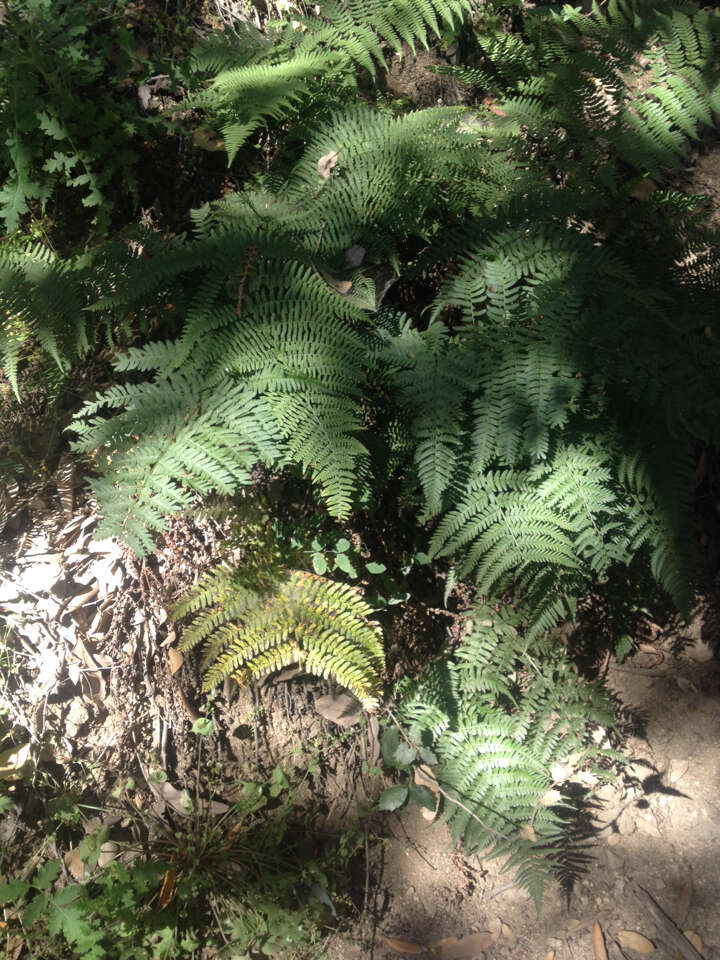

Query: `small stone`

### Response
(637, 814, 661, 837)
(617, 809, 636, 835)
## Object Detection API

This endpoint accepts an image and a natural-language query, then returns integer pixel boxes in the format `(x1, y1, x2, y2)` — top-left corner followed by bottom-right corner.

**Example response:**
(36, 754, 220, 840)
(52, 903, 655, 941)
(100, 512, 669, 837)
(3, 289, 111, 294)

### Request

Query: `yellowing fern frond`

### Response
(173, 567, 384, 710)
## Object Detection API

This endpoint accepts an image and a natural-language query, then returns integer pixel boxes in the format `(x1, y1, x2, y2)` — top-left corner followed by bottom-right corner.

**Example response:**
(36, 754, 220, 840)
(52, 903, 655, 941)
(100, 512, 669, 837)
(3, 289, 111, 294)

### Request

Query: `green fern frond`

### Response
(397, 606, 617, 909)
(173, 566, 384, 709)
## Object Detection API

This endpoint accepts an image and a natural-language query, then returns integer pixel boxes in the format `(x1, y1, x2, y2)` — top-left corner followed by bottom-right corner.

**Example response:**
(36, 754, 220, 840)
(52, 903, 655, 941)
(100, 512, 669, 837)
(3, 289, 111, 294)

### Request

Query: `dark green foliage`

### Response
(0, 241, 88, 396)
(69, 105, 488, 539)
(396, 605, 619, 909)
(5, 0, 720, 911)
(185, 0, 473, 161)
(0, 0, 152, 234)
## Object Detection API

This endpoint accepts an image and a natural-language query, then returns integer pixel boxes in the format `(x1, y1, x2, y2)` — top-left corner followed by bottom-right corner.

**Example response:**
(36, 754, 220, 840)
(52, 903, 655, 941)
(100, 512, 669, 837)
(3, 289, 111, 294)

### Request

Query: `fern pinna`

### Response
(172, 562, 385, 710)
(396, 604, 619, 908)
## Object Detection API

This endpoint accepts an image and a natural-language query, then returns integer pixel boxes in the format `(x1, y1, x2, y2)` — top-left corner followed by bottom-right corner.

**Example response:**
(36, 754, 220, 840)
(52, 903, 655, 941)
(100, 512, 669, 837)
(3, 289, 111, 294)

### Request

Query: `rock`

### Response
(617, 808, 637, 835)
(637, 813, 661, 837)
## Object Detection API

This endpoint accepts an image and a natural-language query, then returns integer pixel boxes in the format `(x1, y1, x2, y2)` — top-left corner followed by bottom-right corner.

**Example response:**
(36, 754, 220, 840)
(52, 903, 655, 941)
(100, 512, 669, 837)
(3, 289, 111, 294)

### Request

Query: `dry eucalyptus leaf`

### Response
(550, 760, 575, 782)
(317, 149, 339, 178)
(518, 823, 536, 842)
(314, 692, 362, 728)
(539, 788, 563, 806)
(383, 936, 425, 954)
(683, 931, 703, 954)
(167, 648, 184, 676)
(320, 271, 352, 295)
(0, 742, 33, 781)
(674, 875, 693, 926)
(98, 841, 119, 868)
(191, 127, 225, 151)
(64, 847, 86, 881)
(156, 780, 228, 819)
(544, 953, 556, 960)
(629, 178, 657, 201)
(617, 931, 655, 954)
(500, 923, 517, 945)
(414, 764, 440, 821)
(593, 921, 609, 960)
(431, 932, 494, 959)
(571, 770, 599, 787)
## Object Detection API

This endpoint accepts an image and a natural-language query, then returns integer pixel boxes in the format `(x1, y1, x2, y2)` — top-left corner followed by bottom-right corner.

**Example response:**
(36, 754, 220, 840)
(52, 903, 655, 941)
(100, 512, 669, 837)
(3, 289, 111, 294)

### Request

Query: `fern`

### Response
(0, 241, 88, 396)
(173, 562, 385, 709)
(397, 604, 618, 909)
(184, 0, 474, 160)
(70, 106, 488, 551)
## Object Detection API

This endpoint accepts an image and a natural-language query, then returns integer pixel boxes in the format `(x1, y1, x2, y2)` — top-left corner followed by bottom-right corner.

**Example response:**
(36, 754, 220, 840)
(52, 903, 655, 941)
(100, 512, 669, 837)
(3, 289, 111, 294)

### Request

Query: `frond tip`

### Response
(172, 566, 385, 710)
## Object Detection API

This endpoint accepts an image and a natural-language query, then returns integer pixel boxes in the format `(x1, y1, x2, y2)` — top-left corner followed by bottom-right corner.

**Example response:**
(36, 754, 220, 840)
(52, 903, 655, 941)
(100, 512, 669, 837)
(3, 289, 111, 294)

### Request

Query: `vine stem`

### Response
(384, 707, 513, 843)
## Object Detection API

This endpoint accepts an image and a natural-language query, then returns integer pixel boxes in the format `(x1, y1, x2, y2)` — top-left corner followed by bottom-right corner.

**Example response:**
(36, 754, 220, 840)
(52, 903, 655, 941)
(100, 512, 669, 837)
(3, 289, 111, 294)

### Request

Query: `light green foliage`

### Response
(173, 560, 385, 709)
(394, 605, 619, 908)
(70, 106, 486, 537)
(0, 0, 150, 234)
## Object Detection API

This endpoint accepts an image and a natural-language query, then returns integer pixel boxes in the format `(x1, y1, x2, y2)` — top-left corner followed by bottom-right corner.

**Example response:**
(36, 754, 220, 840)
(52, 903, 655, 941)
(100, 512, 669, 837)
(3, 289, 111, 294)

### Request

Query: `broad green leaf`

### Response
(409, 784, 436, 810)
(192, 717, 214, 737)
(381, 727, 400, 766)
(393, 742, 417, 766)
(335, 552, 357, 577)
(0, 879, 29, 902)
(366, 561, 387, 574)
(23, 891, 49, 926)
(312, 552, 328, 575)
(34, 859, 61, 890)
(378, 785, 409, 811)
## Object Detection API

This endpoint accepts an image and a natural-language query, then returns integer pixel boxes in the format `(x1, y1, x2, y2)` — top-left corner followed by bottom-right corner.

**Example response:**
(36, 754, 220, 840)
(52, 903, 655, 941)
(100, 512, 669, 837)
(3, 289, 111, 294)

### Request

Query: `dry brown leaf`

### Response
(191, 127, 225, 151)
(320, 271, 352, 295)
(64, 847, 86, 881)
(544, 952, 555, 960)
(157, 867, 176, 909)
(314, 692, 362, 728)
(674, 875, 693, 927)
(683, 931, 703, 954)
(593, 920, 609, 960)
(629, 178, 657, 201)
(500, 923, 517, 945)
(431, 932, 493, 959)
(317, 149, 339, 178)
(384, 936, 425, 954)
(571, 770, 600, 787)
(539, 788, 563, 806)
(98, 841, 119, 868)
(518, 823, 536, 842)
(167, 648, 184, 676)
(550, 760, 575, 782)
(617, 931, 655, 954)
(0, 742, 32, 781)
